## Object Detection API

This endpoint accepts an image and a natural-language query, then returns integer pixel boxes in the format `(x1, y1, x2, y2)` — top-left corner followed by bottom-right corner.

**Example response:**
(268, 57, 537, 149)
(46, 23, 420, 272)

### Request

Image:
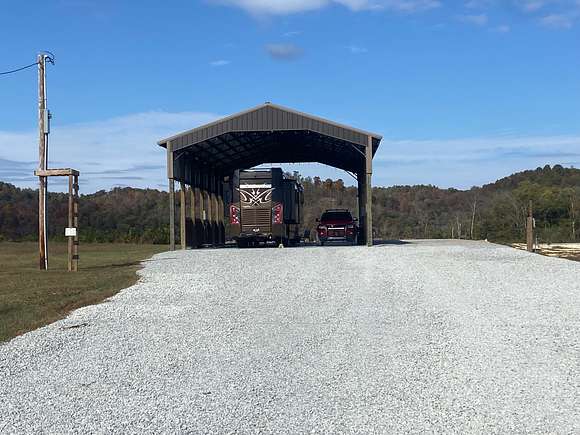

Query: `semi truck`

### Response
(228, 168, 303, 248)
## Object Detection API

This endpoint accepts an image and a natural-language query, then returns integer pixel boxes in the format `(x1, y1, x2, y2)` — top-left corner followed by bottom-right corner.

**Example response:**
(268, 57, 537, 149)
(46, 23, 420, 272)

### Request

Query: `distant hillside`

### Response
(1, 165, 578, 244)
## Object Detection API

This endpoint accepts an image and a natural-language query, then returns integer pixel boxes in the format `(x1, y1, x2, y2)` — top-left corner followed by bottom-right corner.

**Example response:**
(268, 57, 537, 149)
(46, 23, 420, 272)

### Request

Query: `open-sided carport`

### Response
(157, 103, 382, 249)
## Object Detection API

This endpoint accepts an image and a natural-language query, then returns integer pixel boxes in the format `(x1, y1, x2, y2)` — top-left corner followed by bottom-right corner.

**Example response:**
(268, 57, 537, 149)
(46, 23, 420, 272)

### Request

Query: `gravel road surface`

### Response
(1, 240, 579, 433)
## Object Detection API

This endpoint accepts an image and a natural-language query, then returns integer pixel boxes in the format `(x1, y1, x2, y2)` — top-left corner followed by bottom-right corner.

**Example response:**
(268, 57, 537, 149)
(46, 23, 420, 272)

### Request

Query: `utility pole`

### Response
(526, 200, 534, 252)
(38, 54, 48, 270)
(34, 52, 80, 271)
(37, 52, 54, 270)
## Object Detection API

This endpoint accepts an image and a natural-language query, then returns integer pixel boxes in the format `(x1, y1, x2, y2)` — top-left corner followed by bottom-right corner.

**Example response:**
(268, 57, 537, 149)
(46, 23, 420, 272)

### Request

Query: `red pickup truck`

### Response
(316, 209, 358, 246)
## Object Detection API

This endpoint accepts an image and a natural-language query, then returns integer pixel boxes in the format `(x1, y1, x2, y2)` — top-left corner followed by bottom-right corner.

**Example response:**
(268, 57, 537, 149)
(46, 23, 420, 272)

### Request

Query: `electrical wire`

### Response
(0, 61, 39, 76)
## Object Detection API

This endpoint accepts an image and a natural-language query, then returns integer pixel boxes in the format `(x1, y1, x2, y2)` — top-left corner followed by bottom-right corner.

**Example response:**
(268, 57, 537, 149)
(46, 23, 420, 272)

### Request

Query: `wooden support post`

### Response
(195, 186, 202, 247)
(218, 180, 225, 244)
(206, 187, 213, 245)
(67, 175, 73, 272)
(190, 186, 196, 221)
(366, 135, 373, 247)
(180, 182, 186, 250)
(190, 185, 197, 248)
(211, 174, 218, 246)
(72, 174, 79, 271)
(199, 186, 205, 245)
(527, 200, 534, 252)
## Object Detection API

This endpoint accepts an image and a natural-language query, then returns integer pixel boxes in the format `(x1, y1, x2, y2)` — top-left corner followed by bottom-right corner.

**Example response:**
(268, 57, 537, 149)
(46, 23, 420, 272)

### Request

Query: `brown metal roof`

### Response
(158, 103, 382, 175)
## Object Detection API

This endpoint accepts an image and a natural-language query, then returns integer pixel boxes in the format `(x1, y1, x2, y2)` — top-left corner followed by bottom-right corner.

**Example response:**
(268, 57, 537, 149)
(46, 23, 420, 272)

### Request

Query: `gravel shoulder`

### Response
(1, 240, 579, 433)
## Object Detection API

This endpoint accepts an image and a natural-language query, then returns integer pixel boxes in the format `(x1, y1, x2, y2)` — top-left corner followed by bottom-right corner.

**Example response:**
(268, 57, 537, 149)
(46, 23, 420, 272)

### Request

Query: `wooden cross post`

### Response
(35, 168, 80, 271)
(526, 200, 534, 252)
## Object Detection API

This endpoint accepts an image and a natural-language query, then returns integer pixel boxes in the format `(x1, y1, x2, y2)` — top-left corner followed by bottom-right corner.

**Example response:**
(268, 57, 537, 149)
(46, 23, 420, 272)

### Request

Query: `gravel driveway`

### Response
(1, 240, 579, 433)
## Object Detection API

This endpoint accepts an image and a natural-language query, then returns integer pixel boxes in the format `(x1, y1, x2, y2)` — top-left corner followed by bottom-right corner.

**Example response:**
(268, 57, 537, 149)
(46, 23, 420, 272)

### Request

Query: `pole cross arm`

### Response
(35, 168, 80, 177)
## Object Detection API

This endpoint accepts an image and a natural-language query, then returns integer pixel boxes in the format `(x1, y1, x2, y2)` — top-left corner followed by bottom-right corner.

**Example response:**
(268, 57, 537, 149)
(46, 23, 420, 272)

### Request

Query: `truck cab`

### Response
(229, 169, 303, 247)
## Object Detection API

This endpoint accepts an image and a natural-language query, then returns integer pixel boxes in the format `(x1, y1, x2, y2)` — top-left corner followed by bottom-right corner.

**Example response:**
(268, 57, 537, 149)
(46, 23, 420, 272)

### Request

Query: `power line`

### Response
(0, 61, 39, 76)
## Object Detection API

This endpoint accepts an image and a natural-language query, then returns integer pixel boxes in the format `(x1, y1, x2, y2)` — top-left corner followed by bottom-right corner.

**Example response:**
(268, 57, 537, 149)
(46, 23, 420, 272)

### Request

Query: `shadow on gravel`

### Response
(373, 240, 412, 247)
(142, 257, 179, 262)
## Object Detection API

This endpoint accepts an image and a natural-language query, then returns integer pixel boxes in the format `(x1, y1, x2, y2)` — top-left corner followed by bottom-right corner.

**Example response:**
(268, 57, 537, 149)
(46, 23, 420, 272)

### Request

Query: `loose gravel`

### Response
(1, 240, 579, 433)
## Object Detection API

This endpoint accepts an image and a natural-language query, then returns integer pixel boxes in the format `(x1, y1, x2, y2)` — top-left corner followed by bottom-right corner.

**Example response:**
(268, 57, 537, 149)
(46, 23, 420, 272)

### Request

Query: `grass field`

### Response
(0, 242, 167, 343)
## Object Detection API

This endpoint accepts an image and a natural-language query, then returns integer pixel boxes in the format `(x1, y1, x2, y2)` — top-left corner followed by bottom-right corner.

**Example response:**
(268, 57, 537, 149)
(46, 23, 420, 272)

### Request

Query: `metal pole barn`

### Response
(158, 103, 382, 248)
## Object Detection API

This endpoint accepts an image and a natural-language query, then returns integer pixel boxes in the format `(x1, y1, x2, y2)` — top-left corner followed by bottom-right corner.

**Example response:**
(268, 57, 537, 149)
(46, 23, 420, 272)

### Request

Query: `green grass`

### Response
(0, 242, 167, 343)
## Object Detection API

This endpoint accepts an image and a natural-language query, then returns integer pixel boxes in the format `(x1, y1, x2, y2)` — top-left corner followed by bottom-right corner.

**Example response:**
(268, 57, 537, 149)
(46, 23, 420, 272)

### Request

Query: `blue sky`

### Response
(1, 0, 579, 192)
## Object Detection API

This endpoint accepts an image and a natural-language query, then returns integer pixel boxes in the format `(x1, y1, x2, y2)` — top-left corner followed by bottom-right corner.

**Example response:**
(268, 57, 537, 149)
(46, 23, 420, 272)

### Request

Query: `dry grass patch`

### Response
(0, 242, 166, 342)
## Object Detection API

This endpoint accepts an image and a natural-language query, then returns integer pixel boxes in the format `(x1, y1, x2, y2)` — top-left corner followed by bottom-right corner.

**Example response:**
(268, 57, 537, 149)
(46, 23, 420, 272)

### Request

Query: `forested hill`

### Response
(1, 165, 578, 244)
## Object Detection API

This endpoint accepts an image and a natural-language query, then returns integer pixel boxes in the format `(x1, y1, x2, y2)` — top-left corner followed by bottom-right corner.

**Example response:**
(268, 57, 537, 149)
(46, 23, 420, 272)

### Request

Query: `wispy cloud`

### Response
(3, 114, 579, 192)
(491, 24, 511, 32)
(265, 43, 303, 60)
(457, 13, 488, 26)
(215, 0, 441, 15)
(0, 111, 220, 192)
(517, 0, 548, 13)
(540, 13, 575, 28)
(372, 134, 580, 188)
(210, 59, 231, 67)
(346, 44, 369, 54)
(517, 0, 580, 28)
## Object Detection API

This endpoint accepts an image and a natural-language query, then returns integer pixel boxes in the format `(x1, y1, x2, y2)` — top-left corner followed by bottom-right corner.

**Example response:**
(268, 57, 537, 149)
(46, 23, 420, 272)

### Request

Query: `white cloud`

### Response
(214, 0, 440, 15)
(2, 112, 579, 191)
(540, 13, 574, 28)
(346, 44, 369, 53)
(210, 59, 231, 66)
(458, 13, 488, 25)
(517, 0, 547, 12)
(372, 134, 580, 188)
(516, 1, 580, 28)
(492, 24, 511, 32)
(0, 111, 220, 192)
(464, 0, 493, 8)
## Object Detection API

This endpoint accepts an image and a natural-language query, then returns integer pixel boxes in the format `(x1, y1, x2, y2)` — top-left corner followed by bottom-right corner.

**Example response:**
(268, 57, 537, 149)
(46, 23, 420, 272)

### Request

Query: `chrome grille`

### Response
(241, 207, 272, 232)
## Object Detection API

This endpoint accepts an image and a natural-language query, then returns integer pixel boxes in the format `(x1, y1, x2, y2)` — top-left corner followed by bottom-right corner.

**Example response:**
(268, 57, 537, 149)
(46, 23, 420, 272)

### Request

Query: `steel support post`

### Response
(167, 141, 175, 251)
(366, 135, 373, 247)
(180, 181, 186, 250)
(357, 174, 366, 245)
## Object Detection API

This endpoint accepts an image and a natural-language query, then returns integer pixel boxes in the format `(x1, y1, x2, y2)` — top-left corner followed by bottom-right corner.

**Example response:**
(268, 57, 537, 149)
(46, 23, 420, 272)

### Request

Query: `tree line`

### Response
(1, 165, 578, 244)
